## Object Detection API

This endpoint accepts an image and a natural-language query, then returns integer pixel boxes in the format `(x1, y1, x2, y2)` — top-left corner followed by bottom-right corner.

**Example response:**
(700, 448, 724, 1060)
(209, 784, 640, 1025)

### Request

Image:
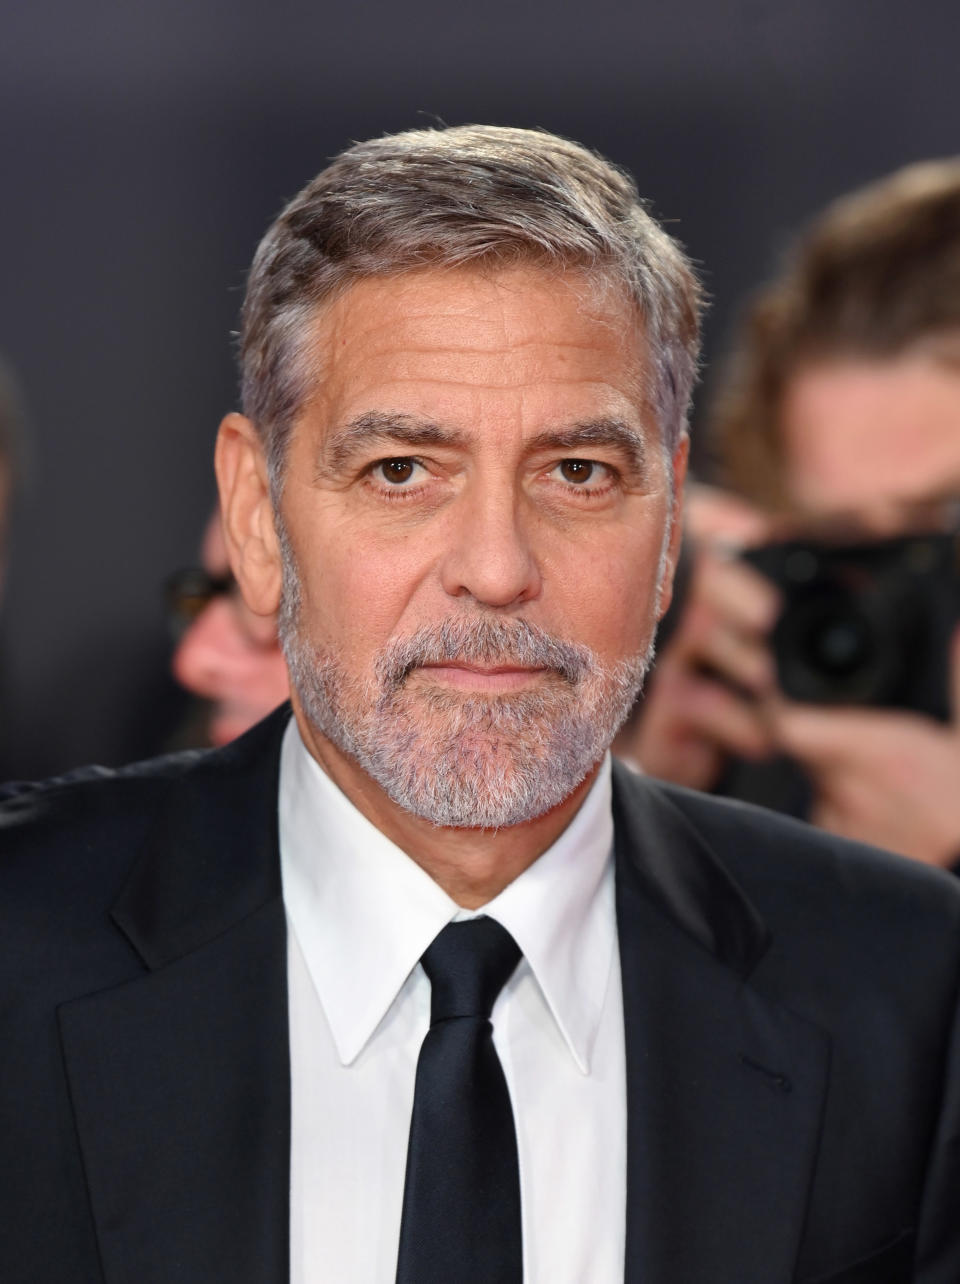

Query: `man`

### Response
(168, 506, 289, 745)
(2, 127, 960, 1284)
(621, 159, 960, 868)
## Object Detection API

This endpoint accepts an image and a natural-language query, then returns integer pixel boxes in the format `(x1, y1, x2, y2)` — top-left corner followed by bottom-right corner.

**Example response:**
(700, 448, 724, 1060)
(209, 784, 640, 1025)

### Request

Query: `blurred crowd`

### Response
(7, 155, 960, 874)
(617, 158, 960, 871)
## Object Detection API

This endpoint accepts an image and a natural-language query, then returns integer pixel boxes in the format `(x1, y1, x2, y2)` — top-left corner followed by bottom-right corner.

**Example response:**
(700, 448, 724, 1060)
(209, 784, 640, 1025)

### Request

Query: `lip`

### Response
(416, 662, 550, 691)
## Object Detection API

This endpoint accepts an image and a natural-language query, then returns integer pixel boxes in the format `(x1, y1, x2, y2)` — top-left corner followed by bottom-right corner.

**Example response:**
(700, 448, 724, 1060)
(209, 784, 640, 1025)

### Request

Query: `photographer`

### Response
(617, 159, 960, 870)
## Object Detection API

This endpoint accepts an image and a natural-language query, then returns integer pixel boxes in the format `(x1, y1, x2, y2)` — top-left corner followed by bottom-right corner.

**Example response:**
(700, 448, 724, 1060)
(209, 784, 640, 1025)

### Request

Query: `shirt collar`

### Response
(278, 718, 616, 1073)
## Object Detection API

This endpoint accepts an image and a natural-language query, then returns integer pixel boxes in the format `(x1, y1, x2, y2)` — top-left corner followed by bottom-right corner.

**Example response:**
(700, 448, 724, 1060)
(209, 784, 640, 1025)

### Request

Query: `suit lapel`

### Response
(612, 764, 830, 1284)
(58, 709, 292, 1284)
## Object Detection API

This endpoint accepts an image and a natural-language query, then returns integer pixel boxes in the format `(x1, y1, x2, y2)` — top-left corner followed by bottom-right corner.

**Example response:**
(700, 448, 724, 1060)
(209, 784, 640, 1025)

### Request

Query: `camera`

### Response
(741, 530, 960, 719)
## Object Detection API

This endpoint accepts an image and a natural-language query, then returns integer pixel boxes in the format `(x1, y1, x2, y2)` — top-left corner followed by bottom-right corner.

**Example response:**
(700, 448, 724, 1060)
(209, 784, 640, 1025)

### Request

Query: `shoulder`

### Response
(668, 773, 956, 898)
(613, 762, 960, 979)
(0, 704, 288, 895)
(0, 750, 209, 931)
(618, 760, 959, 897)
(1, 749, 204, 850)
(1, 704, 292, 858)
(0, 752, 206, 1012)
(1, 707, 290, 1007)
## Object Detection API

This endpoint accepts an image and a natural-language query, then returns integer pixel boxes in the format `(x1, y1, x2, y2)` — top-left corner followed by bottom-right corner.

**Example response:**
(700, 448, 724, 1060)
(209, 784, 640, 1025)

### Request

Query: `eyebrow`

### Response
(525, 418, 651, 477)
(323, 411, 466, 472)
(322, 410, 651, 477)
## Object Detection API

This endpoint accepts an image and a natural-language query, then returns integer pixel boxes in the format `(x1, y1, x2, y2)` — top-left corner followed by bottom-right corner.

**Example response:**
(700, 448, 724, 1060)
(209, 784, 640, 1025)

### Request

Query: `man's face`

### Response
(780, 355, 960, 534)
(271, 265, 685, 827)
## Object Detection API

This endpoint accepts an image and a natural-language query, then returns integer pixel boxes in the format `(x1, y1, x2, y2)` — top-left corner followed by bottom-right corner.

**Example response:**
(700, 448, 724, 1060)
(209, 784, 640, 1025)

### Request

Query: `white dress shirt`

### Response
(279, 718, 626, 1283)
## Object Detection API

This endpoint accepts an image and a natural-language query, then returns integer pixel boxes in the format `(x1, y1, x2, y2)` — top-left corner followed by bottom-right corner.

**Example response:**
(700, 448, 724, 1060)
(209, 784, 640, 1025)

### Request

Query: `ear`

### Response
(655, 433, 690, 619)
(214, 413, 283, 617)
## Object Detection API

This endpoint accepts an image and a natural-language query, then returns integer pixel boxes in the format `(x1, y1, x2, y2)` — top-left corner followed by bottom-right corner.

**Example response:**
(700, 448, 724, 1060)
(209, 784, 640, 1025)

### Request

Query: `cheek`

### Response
(545, 529, 665, 656)
(295, 532, 430, 658)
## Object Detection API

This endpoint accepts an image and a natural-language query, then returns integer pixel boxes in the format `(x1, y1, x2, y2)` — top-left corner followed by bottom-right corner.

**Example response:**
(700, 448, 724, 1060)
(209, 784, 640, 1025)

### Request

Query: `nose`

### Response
(171, 588, 284, 703)
(171, 595, 291, 744)
(438, 484, 542, 608)
(171, 596, 259, 702)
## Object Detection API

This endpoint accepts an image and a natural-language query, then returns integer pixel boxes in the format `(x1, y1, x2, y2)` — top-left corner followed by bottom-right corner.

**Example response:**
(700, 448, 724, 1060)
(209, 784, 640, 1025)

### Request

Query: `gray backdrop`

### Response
(2, 0, 958, 777)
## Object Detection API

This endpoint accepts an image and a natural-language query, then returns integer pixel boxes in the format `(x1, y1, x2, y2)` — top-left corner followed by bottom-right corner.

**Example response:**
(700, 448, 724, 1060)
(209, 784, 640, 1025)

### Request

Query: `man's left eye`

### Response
(554, 459, 604, 485)
(378, 458, 422, 484)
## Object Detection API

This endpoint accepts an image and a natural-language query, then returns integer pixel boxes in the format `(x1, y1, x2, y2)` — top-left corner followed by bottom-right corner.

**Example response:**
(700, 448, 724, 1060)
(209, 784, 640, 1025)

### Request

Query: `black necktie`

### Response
(395, 916, 523, 1284)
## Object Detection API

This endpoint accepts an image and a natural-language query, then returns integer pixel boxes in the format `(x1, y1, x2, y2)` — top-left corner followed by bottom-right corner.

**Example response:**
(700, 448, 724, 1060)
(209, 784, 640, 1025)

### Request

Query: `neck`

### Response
(292, 705, 600, 909)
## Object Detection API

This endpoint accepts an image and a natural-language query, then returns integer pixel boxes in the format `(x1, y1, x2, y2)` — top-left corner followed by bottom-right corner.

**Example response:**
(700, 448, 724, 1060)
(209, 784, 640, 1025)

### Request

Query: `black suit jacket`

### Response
(2, 704, 960, 1283)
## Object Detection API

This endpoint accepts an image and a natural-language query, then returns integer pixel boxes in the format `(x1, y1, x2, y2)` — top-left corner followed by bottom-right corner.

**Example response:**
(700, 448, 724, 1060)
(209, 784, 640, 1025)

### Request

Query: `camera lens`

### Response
(803, 610, 872, 677)
(743, 531, 955, 716)
(774, 592, 888, 703)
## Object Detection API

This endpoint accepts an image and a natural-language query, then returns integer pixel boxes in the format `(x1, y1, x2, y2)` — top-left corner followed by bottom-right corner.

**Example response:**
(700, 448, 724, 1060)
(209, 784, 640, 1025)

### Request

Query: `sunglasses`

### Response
(164, 567, 237, 634)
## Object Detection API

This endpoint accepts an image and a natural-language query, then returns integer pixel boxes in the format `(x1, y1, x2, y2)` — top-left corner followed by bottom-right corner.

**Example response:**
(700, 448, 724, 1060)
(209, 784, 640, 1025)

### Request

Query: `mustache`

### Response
(375, 617, 595, 689)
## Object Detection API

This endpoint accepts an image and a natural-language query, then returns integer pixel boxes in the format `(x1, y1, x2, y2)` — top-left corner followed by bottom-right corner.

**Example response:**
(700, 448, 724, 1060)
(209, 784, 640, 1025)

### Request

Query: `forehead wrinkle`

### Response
(322, 410, 466, 471)
(341, 334, 627, 367)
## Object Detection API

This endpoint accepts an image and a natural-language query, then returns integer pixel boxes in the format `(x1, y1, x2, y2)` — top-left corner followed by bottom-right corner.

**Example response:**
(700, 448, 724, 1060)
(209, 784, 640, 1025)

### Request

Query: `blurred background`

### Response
(1, 0, 958, 778)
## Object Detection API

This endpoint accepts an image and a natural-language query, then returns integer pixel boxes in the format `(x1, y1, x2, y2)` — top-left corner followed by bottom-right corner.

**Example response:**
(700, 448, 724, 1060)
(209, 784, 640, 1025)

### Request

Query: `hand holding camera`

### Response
(769, 666, 960, 867)
(620, 486, 960, 868)
(616, 486, 781, 789)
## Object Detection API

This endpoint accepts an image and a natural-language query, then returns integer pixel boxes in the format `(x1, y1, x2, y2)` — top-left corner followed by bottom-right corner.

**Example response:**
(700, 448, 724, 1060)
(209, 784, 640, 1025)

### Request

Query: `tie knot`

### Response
(421, 917, 521, 1024)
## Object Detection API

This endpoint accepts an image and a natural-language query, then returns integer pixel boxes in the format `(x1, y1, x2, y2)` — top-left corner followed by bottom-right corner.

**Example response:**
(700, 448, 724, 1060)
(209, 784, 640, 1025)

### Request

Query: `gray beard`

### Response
(277, 536, 655, 829)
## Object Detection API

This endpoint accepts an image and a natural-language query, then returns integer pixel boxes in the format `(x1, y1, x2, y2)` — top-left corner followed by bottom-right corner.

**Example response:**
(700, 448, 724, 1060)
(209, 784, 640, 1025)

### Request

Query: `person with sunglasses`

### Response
(166, 507, 289, 746)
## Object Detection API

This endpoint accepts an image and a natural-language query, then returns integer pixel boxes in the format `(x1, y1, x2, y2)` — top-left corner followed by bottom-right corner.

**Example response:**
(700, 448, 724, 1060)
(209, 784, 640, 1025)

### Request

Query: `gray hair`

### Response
(240, 124, 702, 485)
